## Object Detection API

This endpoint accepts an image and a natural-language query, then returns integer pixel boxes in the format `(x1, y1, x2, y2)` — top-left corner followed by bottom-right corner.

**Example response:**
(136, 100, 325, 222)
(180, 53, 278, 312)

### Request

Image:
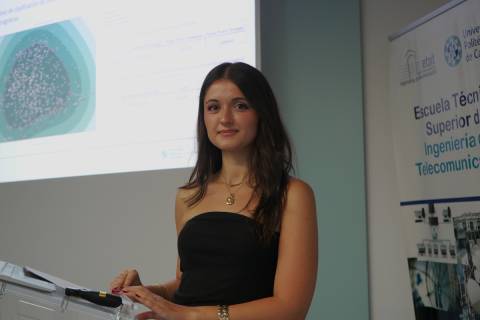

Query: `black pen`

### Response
(65, 288, 123, 308)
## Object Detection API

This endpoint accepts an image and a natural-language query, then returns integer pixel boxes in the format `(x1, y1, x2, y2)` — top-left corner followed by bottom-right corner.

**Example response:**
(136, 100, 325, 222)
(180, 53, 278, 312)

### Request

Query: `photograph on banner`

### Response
(389, 0, 480, 319)
(402, 202, 480, 319)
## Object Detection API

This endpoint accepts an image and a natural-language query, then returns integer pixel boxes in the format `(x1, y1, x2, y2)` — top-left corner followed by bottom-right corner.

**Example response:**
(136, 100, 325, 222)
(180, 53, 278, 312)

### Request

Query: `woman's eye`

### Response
(234, 102, 249, 110)
(206, 104, 219, 112)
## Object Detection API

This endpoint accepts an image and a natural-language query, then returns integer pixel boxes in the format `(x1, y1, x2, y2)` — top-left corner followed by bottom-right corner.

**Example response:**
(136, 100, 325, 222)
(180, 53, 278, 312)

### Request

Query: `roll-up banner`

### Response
(389, 0, 480, 319)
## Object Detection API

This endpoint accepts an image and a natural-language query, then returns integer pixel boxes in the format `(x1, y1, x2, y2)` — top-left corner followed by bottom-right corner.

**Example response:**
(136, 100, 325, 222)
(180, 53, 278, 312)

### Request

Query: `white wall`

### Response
(362, 0, 449, 319)
(0, 168, 190, 289)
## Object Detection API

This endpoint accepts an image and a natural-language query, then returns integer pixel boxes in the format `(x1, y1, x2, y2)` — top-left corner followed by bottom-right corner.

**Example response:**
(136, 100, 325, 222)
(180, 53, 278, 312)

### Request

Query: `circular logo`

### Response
(444, 36, 462, 67)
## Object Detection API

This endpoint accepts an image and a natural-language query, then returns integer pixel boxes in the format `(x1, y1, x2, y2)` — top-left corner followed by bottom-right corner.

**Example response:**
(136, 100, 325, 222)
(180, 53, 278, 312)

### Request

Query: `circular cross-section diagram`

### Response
(0, 19, 95, 141)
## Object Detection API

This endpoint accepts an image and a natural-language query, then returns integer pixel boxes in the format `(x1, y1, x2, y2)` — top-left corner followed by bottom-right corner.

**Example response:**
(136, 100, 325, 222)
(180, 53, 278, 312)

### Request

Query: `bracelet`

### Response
(217, 304, 230, 320)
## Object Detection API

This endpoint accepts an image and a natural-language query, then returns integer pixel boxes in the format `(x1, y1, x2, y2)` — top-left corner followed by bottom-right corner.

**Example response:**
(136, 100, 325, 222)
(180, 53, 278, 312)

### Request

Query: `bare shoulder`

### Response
(286, 177, 315, 207)
(281, 177, 316, 226)
(176, 187, 194, 204)
(175, 187, 198, 233)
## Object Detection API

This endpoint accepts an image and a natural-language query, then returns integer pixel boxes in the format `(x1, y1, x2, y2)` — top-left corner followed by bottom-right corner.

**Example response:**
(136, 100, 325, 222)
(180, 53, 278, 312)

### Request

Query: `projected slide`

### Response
(0, 18, 95, 142)
(0, 0, 257, 183)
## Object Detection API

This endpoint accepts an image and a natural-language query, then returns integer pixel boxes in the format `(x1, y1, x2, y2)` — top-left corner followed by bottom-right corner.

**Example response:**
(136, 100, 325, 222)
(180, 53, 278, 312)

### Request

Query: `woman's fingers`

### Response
(121, 286, 150, 301)
(121, 287, 167, 315)
(124, 269, 141, 287)
(121, 286, 153, 301)
(109, 270, 128, 291)
(119, 286, 143, 302)
(121, 287, 182, 320)
(110, 269, 141, 292)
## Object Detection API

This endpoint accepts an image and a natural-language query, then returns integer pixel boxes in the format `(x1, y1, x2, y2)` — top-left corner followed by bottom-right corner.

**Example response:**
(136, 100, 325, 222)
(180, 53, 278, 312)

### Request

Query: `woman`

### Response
(111, 62, 317, 320)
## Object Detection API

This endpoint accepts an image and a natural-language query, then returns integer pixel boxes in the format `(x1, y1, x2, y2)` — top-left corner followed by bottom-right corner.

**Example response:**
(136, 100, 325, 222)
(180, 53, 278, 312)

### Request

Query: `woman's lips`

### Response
(218, 129, 238, 136)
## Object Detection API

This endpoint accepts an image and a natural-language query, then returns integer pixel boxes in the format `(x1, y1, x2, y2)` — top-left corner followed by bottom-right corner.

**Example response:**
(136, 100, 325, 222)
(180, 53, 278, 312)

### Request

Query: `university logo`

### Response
(444, 35, 462, 67)
(400, 50, 436, 86)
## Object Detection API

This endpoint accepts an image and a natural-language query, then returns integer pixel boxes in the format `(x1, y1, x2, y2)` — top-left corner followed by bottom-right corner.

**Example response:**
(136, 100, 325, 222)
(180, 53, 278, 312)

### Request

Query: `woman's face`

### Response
(203, 79, 258, 154)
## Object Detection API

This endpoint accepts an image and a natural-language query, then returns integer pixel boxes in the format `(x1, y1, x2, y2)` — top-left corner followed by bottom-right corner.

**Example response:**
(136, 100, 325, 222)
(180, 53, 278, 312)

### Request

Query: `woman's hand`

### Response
(109, 269, 142, 293)
(121, 286, 192, 320)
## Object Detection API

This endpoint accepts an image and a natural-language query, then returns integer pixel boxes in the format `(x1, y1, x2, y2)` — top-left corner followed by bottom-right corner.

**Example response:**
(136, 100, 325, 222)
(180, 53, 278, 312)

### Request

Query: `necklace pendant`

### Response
(226, 194, 235, 205)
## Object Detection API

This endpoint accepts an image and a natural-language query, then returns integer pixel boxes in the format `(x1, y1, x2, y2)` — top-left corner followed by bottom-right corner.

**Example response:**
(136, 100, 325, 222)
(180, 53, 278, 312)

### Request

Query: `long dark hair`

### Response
(181, 62, 293, 243)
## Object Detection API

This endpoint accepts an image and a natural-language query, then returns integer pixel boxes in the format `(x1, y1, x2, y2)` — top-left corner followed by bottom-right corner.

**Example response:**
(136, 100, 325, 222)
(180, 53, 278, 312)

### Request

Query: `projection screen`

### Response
(0, 0, 258, 183)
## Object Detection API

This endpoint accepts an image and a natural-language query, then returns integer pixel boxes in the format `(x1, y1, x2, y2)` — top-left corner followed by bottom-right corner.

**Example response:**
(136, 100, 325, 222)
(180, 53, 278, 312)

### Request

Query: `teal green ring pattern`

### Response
(0, 18, 95, 142)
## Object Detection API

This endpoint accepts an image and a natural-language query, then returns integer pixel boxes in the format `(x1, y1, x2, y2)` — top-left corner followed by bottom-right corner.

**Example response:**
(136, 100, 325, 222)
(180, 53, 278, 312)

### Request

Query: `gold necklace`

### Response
(221, 176, 246, 206)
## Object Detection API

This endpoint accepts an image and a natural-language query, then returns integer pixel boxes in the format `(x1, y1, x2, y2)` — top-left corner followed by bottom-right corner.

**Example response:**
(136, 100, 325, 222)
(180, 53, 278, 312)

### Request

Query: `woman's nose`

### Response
(220, 106, 233, 124)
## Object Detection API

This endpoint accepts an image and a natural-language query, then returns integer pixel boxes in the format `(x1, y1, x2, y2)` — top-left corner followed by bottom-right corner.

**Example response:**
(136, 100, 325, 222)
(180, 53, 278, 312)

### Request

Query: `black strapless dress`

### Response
(173, 212, 279, 306)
